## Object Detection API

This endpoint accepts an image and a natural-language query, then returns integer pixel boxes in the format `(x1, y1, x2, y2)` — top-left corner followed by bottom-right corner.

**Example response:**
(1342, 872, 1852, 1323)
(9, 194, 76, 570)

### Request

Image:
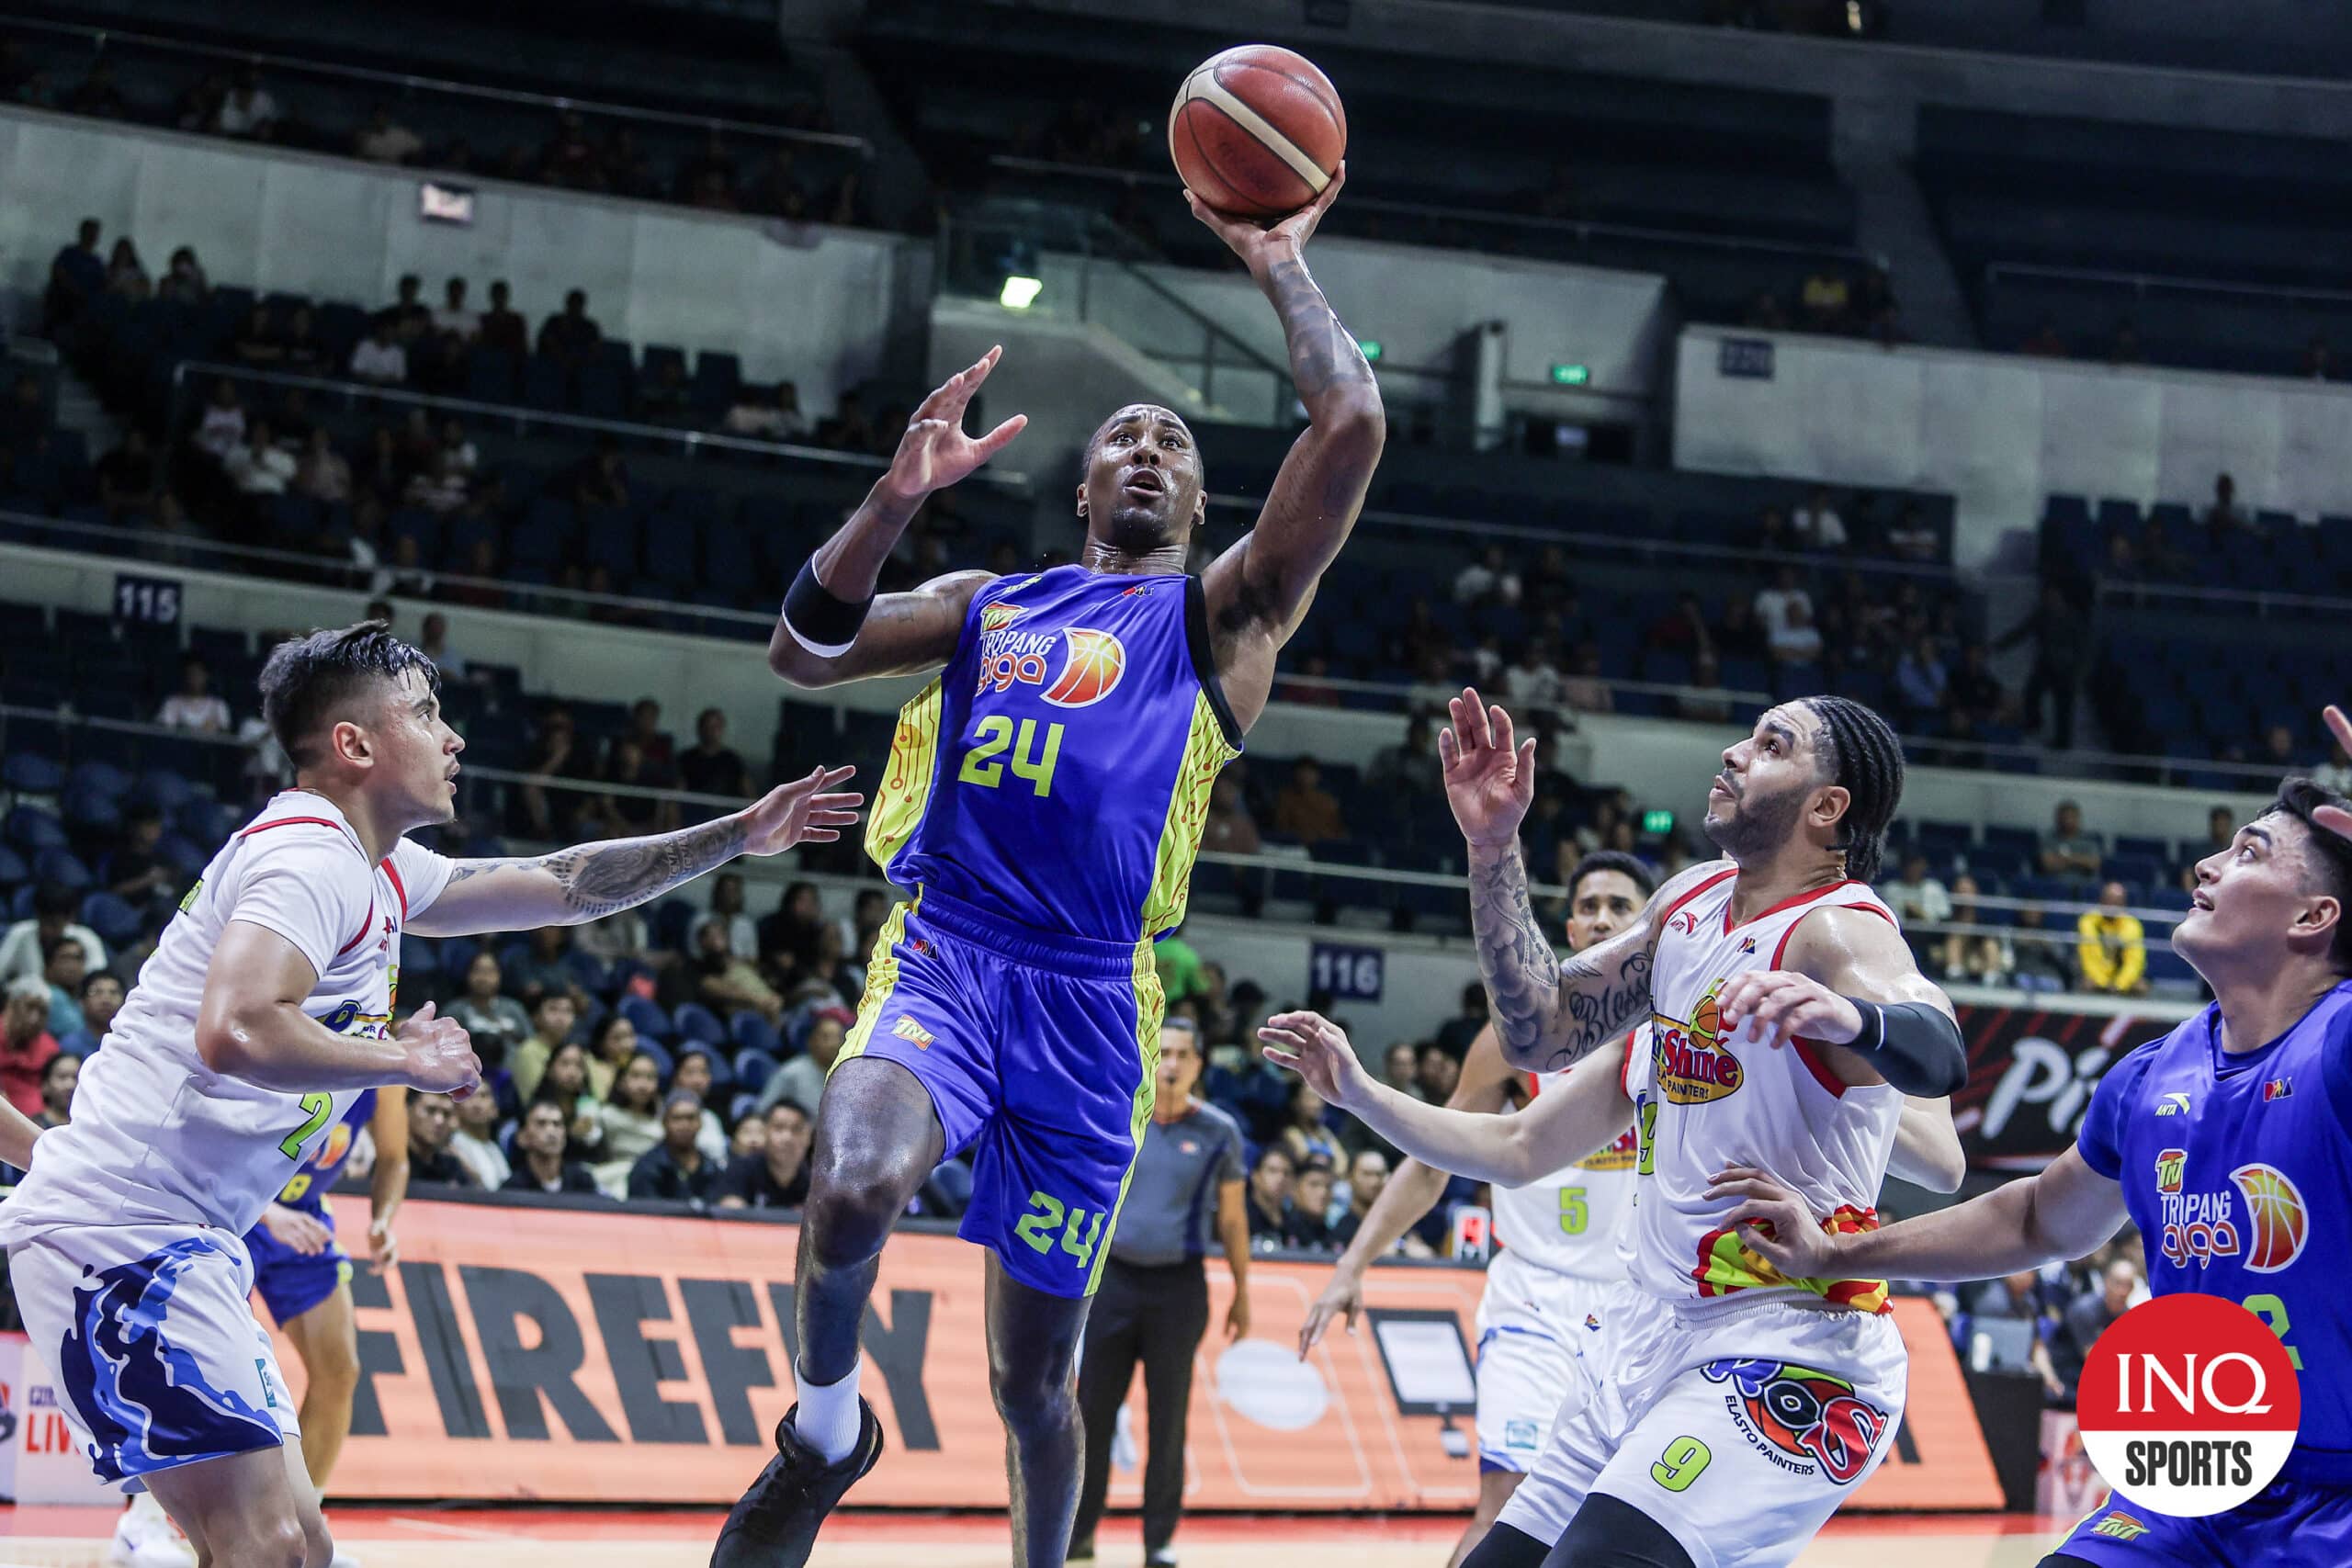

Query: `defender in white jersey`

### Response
(1297, 852, 1655, 1568)
(1409, 688, 1965, 1568)
(0, 623, 860, 1568)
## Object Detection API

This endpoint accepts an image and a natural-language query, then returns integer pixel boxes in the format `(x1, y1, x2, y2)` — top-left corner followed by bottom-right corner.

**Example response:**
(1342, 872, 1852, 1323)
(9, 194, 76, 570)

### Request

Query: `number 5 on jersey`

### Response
(959, 717, 1064, 798)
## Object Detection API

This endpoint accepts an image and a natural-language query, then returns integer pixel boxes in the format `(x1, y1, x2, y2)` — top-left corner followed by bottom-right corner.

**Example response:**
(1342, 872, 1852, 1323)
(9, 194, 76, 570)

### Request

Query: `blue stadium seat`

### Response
(4, 807, 68, 852)
(79, 892, 143, 948)
(33, 848, 91, 890)
(729, 1091, 761, 1125)
(400, 935, 441, 983)
(562, 949, 613, 996)
(673, 1001, 727, 1046)
(2, 755, 62, 794)
(729, 1011, 780, 1057)
(0, 844, 26, 887)
(636, 1038, 676, 1083)
(731, 1048, 779, 1096)
(617, 994, 674, 1042)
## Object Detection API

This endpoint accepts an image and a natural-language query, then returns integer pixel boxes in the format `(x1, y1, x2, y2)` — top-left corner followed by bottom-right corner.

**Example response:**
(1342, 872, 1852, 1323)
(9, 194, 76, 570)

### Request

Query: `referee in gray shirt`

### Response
(1071, 1019, 1250, 1566)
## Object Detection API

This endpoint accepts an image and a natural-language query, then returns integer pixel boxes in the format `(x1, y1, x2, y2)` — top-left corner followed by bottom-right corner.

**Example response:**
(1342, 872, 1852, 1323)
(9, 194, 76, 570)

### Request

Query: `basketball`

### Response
(1169, 45, 1347, 219)
(2230, 1164, 2311, 1272)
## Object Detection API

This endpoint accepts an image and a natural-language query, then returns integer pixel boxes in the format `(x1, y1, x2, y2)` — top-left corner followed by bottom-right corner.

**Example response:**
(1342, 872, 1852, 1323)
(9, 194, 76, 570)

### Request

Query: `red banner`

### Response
(1951, 1002, 2177, 1170)
(289, 1195, 2000, 1511)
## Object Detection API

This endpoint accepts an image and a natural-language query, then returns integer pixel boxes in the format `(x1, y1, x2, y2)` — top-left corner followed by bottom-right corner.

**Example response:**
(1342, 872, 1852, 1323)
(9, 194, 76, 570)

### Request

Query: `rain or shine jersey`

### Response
(867, 568, 1242, 944)
(1625, 868, 1906, 1313)
(271, 1090, 376, 1215)
(1491, 1061, 1639, 1283)
(2077, 981, 2352, 1484)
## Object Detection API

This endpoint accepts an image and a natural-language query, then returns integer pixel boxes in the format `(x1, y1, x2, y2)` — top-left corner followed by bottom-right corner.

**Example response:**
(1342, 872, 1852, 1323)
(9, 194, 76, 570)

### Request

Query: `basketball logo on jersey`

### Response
(1651, 979, 1745, 1104)
(2153, 1154, 2308, 1272)
(976, 626, 1127, 708)
(1042, 628, 1126, 708)
(1699, 1357, 1887, 1485)
(2230, 1164, 2309, 1272)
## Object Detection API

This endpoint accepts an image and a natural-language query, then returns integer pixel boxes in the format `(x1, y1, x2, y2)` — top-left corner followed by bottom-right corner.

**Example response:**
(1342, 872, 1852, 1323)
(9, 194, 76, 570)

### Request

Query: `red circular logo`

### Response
(2076, 1292, 2300, 1517)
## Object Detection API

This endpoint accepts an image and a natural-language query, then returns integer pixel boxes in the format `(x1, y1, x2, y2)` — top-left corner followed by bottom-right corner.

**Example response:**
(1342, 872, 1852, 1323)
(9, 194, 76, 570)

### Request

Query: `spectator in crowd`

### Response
(1883, 501, 1939, 562)
(1283, 1156, 1342, 1252)
(719, 1100, 814, 1210)
(33, 1052, 77, 1130)
(594, 1050, 666, 1194)
(758, 881, 827, 974)
(571, 440, 630, 509)
(106, 237, 151, 302)
(531, 1040, 605, 1157)
(0, 885, 107, 986)
(722, 382, 812, 440)
(447, 952, 531, 1070)
(427, 277, 479, 344)
(1713, 594, 1767, 665)
(40, 938, 87, 1041)
(231, 303, 283, 366)
(349, 319, 408, 386)
(401, 450, 467, 514)
(2077, 882, 2147, 996)
(1997, 583, 2089, 748)
(678, 707, 752, 798)
(1504, 642, 1565, 711)
(106, 807, 172, 913)
(58, 969, 123, 1057)
(449, 1090, 512, 1189)
(225, 420, 295, 496)
(693, 920, 785, 1027)
(1417, 1043, 1463, 1105)
(289, 428, 352, 504)
(413, 613, 465, 681)
(669, 1049, 730, 1164)
(1970, 1269, 2054, 1326)
(2039, 801, 2103, 881)
(506, 991, 578, 1102)
(1272, 758, 1346, 846)
(1331, 1147, 1387, 1233)
(538, 288, 604, 368)
(1453, 543, 1521, 608)
(353, 101, 424, 163)
(1646, 592, 1713, 659)
(478, 279, 527, 358)
(1245, 1144, 1294, 1245)
(1894, 635, 1947, 730)
(157, 245, 209, 304)
(0, 978, 58, 1118)
(842, 891, 889, 973)
(1938, 875, 2013, 987)
(43, 218, 105, 330)
(502, 1100, 601, 1195)
(157, 655, 232, 733)
(1675, 650, 1735, 723)
(2200, 472, 2254, 541)
(2047, 1258, 2141, 1407)
(1768, 598, 1825, 666)
(2011, 905, 2074, 993)
(787, 926, 859, 1010)
(1366, 716, 1440, 800)
(758, 1006, 851, 1120)
(213, 64, 279, 138)
(1800, 266, 1849, 332)
(694, 874, 759, 963)
(628, 1090, 723, 1203)
(1201, 773, 1261, 858)
(96, 428, 159, 518)
(1880, 852, 1952, 946)
(1433, 986, 1488, 1060)
(2258, 724, 2301, 773)
(406, 1093, 477, 1187)
(1277, 1081, 1342, 1169)
(193, 380, 248, 462)
(1944, 642, 2006, 732)
(1380, 1043, 1424, 1100)
(1752, 565, 1812, 643)
(1558, 641, 1614, 714)
(1791, 486, 1848, 551)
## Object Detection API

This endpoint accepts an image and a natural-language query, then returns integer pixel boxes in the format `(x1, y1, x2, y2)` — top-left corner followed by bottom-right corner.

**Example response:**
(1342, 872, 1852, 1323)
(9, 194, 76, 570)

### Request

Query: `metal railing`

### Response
(1987, 261, 2352, 312)
(3, 12, 868, 155)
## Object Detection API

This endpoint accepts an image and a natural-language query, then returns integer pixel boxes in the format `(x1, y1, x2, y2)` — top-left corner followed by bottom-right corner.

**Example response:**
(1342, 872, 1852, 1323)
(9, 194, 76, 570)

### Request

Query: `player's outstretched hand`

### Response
(368, 1215, 400, 1274)
(880, 345, 1027, 504)
(396, 1001, 481, 1100)
(260, 1202, 333, 1256)
(1713, 971, 1864, 1051)
(1185, 162, 1346, 276)
(1703, 1166, 1838, 1280)
(1298, 1264, 1365, 1359)
(739, 765, 863, 855)
(1438, 687, 1536, 852)
(2320, 706, 2352, 840)
(1258, 1010, 1371, 1110)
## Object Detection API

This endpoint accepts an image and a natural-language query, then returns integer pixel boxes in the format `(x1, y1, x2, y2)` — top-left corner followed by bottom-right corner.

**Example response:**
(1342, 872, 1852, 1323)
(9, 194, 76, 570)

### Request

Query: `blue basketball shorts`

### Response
(837, 888, 1164, 1299)
(2048, 1478, 2352, 1565)
(243, 1201, 355, 1325)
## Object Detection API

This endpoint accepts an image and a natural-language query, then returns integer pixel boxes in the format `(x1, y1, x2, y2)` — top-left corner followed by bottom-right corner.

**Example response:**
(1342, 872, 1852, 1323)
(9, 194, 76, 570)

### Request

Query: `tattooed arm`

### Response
(1192, 171, 1385, 728)
(405, 767, 862, 937)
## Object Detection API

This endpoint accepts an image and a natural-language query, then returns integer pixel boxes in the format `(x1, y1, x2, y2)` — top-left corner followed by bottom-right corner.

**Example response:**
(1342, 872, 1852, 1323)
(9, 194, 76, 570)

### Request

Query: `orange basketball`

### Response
(1691, 984, 1723, 1044)
(1169, 45, 1347, 219)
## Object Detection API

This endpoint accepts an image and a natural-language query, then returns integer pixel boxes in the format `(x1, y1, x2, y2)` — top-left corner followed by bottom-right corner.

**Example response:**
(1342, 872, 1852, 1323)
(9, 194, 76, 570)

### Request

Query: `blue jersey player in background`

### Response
(716, 172, 1384, 1568)
(1715, 722, 2352, 1568)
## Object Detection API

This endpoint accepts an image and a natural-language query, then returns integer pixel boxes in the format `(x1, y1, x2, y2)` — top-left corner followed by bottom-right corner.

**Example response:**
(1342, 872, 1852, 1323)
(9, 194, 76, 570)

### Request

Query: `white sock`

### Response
(793, 1357, 864, 1464)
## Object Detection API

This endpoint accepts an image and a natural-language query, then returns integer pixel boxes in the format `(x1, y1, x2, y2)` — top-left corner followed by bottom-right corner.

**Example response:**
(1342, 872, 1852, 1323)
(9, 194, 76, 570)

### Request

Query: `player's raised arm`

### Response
(1261, 1011, 1634, 1188)
(1442, 689, 1723, 1072)
(198, 923, 479, 1096)
(407, 766, 862, 936)
(1709, 1142, 2130, 1284)
(1193, 171, 1385, 682)
(766, 349, 1023, 688)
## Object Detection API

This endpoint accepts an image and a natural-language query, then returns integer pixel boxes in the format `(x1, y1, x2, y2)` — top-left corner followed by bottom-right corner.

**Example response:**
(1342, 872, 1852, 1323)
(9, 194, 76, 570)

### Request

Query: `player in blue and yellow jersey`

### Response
(1718, 733, 2352, 1568)
(716, 173, 1384, 1568)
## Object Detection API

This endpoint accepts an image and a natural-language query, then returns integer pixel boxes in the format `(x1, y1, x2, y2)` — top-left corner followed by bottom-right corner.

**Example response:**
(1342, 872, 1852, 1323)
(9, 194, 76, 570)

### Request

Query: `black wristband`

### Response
(1844, 997, 1968, 1098)
(782, 560, 873, 657)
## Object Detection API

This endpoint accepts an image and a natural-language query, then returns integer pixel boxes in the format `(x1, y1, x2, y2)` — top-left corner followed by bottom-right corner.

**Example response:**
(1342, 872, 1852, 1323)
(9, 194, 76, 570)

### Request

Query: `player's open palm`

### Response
(1186, 162, 1347, 274)
(1704, 1166, 1838, 1280)
(1258, 1010, 1370, 1110)
(882, 345, 1027, 502)
(397, 1001, 481, 1100)
(2320, 706, 2352, 840)
(739, 765, 863, 854)
(1438, 687, 1536, 851)
(261, 1202, 333, 1256)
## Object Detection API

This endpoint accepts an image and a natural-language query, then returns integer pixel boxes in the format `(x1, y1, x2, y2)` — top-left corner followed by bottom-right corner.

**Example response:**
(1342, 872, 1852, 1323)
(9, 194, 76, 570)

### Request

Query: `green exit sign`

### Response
(1642, 808, 1676, 835)
(1551, 363, 1590, 386)
(1358, 340, 1383, 362)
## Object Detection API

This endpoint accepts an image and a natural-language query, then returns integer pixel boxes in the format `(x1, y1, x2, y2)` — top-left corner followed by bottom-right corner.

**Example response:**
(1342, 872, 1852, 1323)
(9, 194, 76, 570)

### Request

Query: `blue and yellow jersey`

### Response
(867, 567, 1242, 945)
(271, 1089, 375, 1214)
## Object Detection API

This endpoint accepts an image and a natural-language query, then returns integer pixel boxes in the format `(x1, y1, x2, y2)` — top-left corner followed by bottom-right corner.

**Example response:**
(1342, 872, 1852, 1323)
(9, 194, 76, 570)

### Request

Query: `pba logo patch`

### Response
(2263, 1076, 2293, 1102)
(2076, 1292, 2300, 1517)
(1042, 627, 1126, 707)
(979, 602, 1028, 633)
(1650, 979, 1744, 1104)
(2089, 1511, 2151, 1542)
(1700, 1358, 1886, 1485)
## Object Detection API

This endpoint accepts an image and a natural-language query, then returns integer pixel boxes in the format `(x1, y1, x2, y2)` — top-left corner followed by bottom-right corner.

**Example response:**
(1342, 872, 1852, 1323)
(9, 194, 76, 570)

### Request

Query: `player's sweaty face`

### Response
(1705, 706, 1819, 857)
(378, 669, 464, 827)
(1565, 870, 1646, 953)
(1078, 407, 1204, 550)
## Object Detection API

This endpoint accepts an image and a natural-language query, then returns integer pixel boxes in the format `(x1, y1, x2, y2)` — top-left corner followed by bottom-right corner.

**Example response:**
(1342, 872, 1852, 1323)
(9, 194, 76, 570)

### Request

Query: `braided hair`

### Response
(1802, 696, 1905, 884)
